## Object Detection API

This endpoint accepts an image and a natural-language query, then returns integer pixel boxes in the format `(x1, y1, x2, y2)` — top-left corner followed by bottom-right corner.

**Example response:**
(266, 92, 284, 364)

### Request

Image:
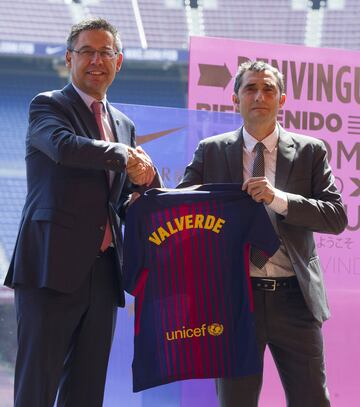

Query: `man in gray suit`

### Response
(178, 61, 347, 407)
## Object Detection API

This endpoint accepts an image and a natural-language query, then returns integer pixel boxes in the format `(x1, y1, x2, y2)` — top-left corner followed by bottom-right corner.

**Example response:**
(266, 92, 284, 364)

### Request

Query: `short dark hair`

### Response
(233, 60, 285, 95)
(66, 18, 122, 52)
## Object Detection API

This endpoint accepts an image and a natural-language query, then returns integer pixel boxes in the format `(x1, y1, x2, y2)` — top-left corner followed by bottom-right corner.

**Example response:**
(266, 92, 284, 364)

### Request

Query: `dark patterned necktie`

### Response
(250, 142, 268, 269)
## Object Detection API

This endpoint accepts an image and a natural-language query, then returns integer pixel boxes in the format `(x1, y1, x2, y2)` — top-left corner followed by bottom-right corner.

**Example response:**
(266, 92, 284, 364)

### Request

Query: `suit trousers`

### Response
(216, 286, 331, 407)
(13, 249, 118, 407)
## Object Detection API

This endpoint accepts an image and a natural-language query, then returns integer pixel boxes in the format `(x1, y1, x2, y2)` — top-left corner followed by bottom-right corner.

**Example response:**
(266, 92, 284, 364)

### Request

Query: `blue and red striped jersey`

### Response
(123, 184, 280, 392)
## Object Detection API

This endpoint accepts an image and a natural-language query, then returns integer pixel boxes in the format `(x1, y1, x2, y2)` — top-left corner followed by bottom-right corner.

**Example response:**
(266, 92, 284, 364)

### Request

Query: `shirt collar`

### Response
(72, 83, 108, 114)
(243, 125, 279, 153)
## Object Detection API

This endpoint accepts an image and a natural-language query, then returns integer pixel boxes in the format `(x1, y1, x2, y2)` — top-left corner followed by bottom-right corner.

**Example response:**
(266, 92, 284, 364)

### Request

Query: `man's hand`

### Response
(128, 192, 141, 206)
(242, 176, 275, 204)
(126, 146, 156, 186)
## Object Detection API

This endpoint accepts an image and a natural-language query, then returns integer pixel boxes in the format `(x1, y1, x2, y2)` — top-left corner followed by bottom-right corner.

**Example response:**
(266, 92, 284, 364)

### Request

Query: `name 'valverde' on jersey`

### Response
(123, 184, 280, 392)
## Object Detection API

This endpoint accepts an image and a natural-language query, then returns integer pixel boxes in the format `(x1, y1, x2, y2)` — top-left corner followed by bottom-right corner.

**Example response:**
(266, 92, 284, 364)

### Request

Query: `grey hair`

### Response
(66, 17, 122, 52)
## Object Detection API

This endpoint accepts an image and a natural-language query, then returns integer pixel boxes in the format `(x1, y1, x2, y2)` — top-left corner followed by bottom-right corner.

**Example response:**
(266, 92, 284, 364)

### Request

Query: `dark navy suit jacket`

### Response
(5, 83, 159, 306)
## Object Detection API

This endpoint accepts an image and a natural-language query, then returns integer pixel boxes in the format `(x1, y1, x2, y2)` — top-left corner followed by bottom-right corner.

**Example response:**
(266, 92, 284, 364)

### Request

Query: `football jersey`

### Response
(123, 184, 280, 392)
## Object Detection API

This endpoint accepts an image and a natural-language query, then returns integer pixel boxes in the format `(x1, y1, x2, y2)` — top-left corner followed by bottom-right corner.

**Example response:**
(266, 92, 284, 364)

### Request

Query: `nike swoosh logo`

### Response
(45, 46, 64, 55)
(136, 126, 184, 145)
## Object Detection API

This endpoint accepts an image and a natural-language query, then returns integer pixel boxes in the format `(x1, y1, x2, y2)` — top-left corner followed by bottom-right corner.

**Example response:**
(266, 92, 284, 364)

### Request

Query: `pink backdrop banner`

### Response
(188, 36, 360, 406)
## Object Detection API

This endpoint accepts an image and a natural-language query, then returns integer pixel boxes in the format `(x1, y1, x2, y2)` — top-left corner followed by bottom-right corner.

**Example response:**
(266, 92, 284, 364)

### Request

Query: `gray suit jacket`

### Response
(178, 125, 347, 322)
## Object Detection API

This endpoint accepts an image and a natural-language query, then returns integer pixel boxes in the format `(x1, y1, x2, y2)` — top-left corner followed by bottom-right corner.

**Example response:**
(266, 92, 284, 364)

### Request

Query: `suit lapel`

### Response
(225, 128, 244, 183)
(107, 103, 123, 143)
(64, 85, 118, 195)
(275, 126, 296, 190)
(62, 84, 100, 140)
(106, 103, 126, 199)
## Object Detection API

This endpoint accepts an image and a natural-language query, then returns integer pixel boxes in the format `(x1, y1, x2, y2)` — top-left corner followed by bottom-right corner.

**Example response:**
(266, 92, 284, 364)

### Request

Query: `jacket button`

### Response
(99, 225, 105, 231)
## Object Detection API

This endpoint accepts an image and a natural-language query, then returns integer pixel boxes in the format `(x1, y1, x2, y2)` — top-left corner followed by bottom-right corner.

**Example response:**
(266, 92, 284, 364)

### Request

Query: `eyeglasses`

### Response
(69, 48, 119, 60)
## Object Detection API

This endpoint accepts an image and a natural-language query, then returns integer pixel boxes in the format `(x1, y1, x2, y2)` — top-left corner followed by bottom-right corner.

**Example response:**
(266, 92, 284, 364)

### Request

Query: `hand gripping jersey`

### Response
(123, 184, 280, 392)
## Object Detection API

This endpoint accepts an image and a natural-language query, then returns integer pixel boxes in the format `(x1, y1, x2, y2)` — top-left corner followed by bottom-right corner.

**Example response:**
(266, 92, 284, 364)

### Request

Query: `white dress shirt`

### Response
(243, 126, 295, 277)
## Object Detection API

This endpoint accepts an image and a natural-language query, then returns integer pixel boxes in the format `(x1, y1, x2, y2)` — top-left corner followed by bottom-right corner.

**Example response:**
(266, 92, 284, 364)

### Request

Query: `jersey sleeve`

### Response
(247, 203, 280, 258)
(122, 197, 147, 294)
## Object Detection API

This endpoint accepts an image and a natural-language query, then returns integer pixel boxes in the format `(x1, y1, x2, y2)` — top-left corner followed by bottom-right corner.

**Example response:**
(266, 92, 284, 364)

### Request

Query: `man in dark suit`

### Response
(178, 61, 347, 407)
(4, 18, 161, 407)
